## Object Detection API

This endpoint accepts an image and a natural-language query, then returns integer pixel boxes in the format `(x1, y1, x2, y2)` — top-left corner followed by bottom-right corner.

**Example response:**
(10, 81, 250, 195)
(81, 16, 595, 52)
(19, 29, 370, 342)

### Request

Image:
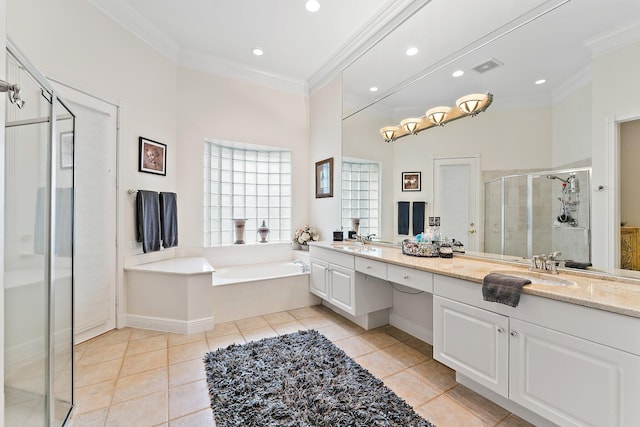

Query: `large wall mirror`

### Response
(342, 0, 640, 277)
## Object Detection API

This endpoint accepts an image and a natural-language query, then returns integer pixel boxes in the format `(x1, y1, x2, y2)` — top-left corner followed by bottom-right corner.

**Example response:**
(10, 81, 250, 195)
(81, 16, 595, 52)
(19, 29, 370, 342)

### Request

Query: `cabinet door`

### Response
(328, 264, 356, 315)
(309, 258, 329, 299)
(434, 296, 509, 397)
(510, 318, 640, 427)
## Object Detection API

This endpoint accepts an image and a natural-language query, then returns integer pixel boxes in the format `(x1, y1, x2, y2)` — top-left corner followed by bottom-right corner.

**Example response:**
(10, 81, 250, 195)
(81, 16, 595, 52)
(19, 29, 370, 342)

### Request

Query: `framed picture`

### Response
(60, 132, 74, 169)
(402, 171, 421, 192)
(139, 137, 166, 176)
(315, 157, 334, 198)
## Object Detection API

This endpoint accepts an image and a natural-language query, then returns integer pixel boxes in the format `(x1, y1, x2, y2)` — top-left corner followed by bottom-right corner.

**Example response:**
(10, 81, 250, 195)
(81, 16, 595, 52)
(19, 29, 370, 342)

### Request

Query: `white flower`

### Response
(293, 225, 319, 245)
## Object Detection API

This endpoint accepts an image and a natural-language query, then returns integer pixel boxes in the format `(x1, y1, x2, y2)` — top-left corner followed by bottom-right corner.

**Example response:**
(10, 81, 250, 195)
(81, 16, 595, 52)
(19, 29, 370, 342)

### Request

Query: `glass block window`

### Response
(204, 140, 292, 245)
(341, 158, 380, 237)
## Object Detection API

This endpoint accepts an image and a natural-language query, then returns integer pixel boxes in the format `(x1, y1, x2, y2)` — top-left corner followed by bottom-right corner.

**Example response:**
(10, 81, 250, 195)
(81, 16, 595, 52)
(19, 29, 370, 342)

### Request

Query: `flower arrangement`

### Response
(293, 225, 319, 246)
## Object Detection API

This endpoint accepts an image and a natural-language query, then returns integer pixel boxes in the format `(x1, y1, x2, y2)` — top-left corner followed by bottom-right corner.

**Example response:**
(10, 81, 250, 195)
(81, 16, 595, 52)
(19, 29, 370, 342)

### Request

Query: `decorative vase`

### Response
(300, 244, 309, 251)
(233, 219, 247, 244)
(292, 242, 301, 250)
(257, 220, 270, 243)
(351, 218, 360, 234)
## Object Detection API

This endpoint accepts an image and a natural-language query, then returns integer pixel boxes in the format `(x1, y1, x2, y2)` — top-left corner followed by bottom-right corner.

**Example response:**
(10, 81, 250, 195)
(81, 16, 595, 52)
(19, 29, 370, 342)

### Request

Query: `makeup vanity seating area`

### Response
(308, 241, 640, 427)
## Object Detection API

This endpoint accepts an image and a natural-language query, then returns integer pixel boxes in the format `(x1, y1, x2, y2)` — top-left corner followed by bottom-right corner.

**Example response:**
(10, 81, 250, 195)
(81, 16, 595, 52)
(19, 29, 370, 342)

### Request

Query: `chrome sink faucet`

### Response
(529, 251, 561, 274)
(356, 233, 376, 244)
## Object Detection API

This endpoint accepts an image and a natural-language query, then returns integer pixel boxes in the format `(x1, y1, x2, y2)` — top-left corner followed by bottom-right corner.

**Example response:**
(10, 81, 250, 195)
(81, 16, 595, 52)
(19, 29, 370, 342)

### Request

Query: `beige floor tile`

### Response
(77, 342, 127, 366)
(263, 311, 296, 325)
(446, 385, 510, 425)
(105, 391, 168, 427)
(383, 370, 441, 408)
(298, 315, 338, 329)
(169, 358, 207, 389)
(85, 328, 133, 350)
(168, 340, 209, 365)
(126, 334, 168, 356)
(120, 349, 167, 377)
(288, 306, 322, 320)
(68, 407, 108, 427)
(272, 320, 306, 336)
(241, 326, 278, 343)
(417, 394, 488, 427)
(355, 350, 405, 379)
(205, 322, 240, 339)
(74, 381, 115, 415)
(378, 325, 415, 342)
(381, 343, 429, 368)
(360, 329, 401, 349)
(316, 322, 364, 341)
(207, 333, 246, 351)
(169, 408, 215, 427)
(168, 379, 211, 420)
(112, 367, 168, 404)
(168, 332, 206, 347)
(75, 359, 122, 388)
(234, 316, 269, 331)
(333, 335, 376, 358)
(408, 359, 457, 393)
(130, 328, 167, 341)
(497, 414, 536, 426)
(405, 337, 434, 358)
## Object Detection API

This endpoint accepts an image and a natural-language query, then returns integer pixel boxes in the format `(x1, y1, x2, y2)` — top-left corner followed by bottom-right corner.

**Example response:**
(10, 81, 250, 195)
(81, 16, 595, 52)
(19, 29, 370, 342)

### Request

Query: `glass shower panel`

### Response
(53, 97, 74, 425)
(503, 175, 528, 258)
(4, 54, 52, 427)
(484, 178, 502, 254)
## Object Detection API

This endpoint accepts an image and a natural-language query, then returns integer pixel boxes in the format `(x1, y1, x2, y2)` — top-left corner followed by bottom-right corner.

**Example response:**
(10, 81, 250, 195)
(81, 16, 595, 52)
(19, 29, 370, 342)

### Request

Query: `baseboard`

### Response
(389, 313, 433, 344)
(5, 328, 72, 372)
(126, 314, 214, 334)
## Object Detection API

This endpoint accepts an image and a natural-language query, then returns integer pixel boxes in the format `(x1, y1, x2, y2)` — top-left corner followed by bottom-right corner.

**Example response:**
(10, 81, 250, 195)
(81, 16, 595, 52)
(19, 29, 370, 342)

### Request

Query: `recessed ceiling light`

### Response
(252, 48, 264, 56)
(535, 79, 546, 85)
(452, 70, 464, 78)
(305, 0, 320, 12)
(406, 47, 419, 56)
(369, 87, 378, 92)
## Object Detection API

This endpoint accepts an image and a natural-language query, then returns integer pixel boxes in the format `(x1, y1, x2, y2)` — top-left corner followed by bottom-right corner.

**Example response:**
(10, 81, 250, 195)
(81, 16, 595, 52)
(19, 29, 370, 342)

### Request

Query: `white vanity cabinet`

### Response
(433, 296, 509, 397)
(433, 274, 640, 426)
(309, 246, 391, 316)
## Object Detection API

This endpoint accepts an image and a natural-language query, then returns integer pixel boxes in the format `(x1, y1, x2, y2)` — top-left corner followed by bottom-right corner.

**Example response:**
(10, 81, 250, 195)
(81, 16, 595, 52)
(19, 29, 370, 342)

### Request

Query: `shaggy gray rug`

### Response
(203, 329, 434, 426)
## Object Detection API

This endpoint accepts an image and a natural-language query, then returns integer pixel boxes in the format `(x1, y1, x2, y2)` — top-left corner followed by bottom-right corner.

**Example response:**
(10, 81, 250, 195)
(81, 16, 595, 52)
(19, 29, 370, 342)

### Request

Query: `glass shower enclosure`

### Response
(4, 41, 75, 426)
(484, 167, 591, 263)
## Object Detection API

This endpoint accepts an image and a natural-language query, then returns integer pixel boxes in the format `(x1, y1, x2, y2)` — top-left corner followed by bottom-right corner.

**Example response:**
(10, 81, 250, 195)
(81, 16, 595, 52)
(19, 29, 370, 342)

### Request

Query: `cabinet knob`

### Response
(496, 327, 504, 333)
(403, 275, 409, 280)
(510, 330, 518, 337)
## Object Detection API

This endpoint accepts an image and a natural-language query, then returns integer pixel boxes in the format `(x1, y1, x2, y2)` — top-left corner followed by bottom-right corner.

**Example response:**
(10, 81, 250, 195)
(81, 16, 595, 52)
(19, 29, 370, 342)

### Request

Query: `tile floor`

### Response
(67, 305, 534, 426)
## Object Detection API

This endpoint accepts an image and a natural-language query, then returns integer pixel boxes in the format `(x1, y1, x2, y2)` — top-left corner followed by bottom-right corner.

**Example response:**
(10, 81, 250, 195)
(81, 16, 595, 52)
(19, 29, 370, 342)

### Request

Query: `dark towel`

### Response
(398, 201, 410, 235)
(482, 273, 531, 308)
(159, 192, 178, 248)
(412, 202, 426, 236)
(564, 261, 592, 269)
(136, 190, 161, 253)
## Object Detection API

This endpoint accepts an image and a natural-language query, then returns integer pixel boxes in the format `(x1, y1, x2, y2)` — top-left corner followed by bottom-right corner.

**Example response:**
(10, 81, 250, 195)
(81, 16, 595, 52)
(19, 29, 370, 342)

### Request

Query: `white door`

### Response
(52, 82, 118, 343)
(433, 157, 479, 251)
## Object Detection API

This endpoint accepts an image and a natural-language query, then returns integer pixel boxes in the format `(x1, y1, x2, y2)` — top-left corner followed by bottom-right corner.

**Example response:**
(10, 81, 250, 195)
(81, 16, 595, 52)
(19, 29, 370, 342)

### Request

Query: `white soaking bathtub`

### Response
(211, 260, 320, 323)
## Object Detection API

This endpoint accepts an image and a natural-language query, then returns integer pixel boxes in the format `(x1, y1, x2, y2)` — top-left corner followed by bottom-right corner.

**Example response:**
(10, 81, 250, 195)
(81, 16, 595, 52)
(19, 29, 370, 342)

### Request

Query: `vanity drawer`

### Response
(309, 246, 354, 269)
(388, 264, 433, 293)
(355, 257, 388, 280)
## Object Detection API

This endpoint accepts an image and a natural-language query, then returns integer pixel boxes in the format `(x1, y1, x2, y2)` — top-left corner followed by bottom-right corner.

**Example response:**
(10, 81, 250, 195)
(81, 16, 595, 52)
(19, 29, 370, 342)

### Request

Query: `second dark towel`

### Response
(159, 192, 178, 248)
(398, 201, 410, 235)
(412, 202, 426, 236)
(136, 190, 161, 253)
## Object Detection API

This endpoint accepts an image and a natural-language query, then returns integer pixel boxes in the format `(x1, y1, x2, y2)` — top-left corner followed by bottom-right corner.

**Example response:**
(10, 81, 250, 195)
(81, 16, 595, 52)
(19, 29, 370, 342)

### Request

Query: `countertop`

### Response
(310, 241, 640, 319)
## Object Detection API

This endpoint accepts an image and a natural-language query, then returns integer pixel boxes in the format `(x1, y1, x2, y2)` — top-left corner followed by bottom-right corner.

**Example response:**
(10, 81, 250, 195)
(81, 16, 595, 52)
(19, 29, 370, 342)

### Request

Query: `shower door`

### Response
(4, 44, 75, 426)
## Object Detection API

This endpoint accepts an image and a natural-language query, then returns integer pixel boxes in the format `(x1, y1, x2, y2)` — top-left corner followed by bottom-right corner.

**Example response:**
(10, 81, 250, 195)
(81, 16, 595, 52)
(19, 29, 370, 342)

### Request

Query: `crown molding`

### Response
(88, 0, 180, 62)
(178, 49, 307, 95)
(585, 18, 640, 58)
(551, 65, 592, 104)
(307, 0, 430, 95)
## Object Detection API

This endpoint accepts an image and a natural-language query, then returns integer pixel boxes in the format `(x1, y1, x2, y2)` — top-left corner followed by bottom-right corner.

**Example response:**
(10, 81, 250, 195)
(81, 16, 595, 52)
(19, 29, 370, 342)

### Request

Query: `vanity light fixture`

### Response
(426, 106, 451, 126)
(305, 0, 320, 12)
(400, 118, 422, 134)
(379, 92, 493, 142)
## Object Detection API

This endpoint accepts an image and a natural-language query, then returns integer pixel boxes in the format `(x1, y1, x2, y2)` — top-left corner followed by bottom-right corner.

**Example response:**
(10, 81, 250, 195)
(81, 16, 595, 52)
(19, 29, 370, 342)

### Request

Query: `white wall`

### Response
(309, 76, 342, 240)
(552, 83, 592, 167)
(620, 119, 640, 226)
(176, 67, 309, 249)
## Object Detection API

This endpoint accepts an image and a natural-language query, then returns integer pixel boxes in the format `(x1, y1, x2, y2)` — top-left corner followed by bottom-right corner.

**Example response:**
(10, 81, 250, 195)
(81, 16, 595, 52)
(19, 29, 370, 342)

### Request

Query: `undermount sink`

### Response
(491, 270, 577, 287)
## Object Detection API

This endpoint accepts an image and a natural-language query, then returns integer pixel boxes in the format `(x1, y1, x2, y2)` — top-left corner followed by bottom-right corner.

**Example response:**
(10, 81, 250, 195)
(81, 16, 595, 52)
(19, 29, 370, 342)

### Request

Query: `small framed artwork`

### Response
(60, 132, 74, 169)
(315, 157, 334, 198)
(402, 171, 421, 192)
(139, 137, 166, 176)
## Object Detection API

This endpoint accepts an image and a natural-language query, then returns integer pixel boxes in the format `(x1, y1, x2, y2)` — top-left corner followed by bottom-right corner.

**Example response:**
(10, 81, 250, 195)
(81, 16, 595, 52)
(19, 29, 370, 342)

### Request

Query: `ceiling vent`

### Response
(472, 58, 504, 74)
